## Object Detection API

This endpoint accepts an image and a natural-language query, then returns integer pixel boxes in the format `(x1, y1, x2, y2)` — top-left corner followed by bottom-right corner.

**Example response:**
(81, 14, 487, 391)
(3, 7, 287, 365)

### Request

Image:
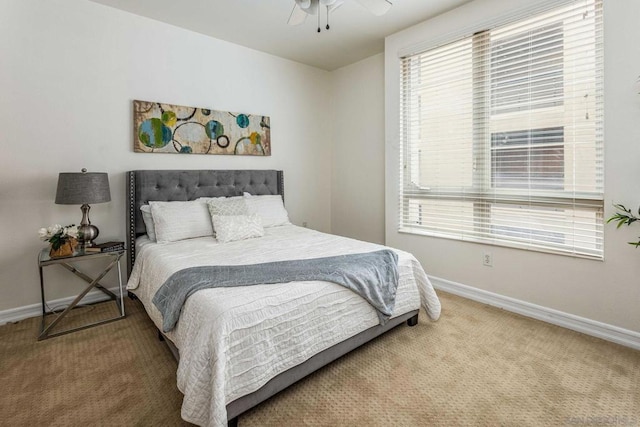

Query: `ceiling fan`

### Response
(288, 0, 392, 33)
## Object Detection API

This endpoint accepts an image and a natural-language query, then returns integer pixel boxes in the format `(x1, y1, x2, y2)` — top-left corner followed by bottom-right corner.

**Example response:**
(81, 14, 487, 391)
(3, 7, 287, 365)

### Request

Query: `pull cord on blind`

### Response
(399, 0, 604, 259)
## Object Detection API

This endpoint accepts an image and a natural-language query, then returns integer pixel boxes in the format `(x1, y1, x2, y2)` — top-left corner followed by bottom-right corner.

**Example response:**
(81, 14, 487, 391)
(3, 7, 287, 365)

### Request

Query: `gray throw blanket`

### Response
(153, 249, 399, 332)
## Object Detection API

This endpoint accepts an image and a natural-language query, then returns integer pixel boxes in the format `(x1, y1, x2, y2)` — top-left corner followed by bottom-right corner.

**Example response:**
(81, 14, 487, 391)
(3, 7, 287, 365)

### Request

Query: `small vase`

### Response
(49, 238, 78, 258)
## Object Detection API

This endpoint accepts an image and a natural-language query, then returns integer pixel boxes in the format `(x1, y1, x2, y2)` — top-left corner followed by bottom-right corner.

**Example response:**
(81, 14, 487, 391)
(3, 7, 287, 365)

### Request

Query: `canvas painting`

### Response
(133, 100, 271, 156)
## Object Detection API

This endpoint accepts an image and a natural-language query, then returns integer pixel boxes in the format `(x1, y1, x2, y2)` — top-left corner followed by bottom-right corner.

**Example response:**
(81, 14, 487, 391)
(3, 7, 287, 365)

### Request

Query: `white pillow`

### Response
(149, 200, 213, 243)
(140, 205, 157, 242)
(243, 194, 291, 228)
(207, 198, 250, 236)
(211, 215, 264, 243)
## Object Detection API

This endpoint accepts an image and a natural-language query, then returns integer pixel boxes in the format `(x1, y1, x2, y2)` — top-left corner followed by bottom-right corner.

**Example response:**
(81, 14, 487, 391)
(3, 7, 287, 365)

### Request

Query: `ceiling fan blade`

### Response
(353, 0, 392, 16)
(327, 0, 344, 13)
(288, 4, 308, 25)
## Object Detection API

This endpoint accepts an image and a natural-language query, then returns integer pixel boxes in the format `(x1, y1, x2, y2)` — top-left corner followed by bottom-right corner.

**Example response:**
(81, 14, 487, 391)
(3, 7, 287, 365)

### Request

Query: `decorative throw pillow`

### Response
(197, 195, 243, 203)
(140, 205, 157, 242)
(207, 197, 249, 236)
(207, 197, 249, 216)
(211, 215, 264, 243)
(149, 200, 214, 243)
(243, 194, 291, 228)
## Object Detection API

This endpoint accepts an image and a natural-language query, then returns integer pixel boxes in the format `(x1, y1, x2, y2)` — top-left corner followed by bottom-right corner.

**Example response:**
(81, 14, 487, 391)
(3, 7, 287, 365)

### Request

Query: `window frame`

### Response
(399, 0, 604, 259)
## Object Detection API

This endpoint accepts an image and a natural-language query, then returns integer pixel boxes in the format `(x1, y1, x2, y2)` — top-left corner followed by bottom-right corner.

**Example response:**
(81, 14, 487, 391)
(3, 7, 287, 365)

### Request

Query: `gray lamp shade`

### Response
(55, 171, 111, 205)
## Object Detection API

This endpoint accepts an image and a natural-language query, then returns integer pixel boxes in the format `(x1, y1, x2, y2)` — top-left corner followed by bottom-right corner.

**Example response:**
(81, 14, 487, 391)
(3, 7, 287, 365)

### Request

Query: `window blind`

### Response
(399, 0, 603, 258)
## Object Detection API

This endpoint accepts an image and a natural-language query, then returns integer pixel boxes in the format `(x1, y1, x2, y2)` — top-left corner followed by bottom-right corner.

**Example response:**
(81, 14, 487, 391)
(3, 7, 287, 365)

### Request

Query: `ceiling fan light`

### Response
(295, 0, 312, 8)
(319, 0, 338, 5)
(301, 0, 319, 15)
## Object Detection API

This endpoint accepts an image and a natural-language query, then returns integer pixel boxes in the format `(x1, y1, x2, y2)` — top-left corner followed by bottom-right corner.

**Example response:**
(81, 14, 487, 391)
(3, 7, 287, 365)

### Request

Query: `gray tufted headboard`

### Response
(126, 169, 284, 277)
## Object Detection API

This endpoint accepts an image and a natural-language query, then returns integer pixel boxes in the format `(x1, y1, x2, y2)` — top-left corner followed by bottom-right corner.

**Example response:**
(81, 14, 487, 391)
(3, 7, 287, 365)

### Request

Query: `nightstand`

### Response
(37, 248, 126, 340)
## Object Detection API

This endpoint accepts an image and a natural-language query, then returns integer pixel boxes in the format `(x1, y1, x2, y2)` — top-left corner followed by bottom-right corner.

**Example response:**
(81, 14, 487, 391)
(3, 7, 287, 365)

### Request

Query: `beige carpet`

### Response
(1, 292, 638, 426)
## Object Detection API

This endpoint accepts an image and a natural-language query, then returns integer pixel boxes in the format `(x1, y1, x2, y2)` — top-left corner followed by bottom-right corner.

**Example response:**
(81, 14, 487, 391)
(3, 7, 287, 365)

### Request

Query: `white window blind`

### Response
(399, 0, 604, 258)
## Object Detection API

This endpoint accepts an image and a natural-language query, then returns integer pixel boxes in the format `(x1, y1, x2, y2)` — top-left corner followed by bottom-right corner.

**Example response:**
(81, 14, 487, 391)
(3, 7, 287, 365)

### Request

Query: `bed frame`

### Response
(126, 169, 418, 427)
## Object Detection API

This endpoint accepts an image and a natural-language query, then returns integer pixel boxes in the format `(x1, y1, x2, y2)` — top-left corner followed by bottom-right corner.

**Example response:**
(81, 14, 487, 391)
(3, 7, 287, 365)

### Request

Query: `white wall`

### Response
(330, 53, 386, 244)
(0, 0, 332, 311)
(385, 0, 640, 332)
(4, 0, 638, 336)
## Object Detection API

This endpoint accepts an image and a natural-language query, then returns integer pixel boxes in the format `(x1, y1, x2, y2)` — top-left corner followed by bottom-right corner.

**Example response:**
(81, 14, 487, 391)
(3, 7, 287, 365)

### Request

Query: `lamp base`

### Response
(79, 224, 99, 247)
(78, 203, 99, 247)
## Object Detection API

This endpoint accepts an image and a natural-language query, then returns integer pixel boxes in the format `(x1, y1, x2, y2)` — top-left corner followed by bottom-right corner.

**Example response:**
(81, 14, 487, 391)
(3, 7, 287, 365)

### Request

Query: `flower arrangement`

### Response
(38, 224, 79, 250)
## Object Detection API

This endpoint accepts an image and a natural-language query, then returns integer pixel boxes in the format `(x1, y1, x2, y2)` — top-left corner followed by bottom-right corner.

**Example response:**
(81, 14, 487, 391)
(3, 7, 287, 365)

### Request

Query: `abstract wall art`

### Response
(133, 100, 271, 156)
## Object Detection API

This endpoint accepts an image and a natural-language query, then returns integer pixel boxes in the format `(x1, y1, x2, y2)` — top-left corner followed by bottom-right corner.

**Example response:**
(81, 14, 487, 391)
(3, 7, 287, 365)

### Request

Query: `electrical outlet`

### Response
(483, 251, 492, 267)
(302, 221, 308, 228)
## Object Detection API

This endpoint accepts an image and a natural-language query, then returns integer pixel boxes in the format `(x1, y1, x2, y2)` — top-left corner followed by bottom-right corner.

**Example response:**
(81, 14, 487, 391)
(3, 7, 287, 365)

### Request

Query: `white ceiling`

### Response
(88, 0, 472, 71)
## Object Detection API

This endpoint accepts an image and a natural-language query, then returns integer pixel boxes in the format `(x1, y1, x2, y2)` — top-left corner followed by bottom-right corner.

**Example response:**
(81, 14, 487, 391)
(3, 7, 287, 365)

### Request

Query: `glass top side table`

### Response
(37, 248, 126, 340)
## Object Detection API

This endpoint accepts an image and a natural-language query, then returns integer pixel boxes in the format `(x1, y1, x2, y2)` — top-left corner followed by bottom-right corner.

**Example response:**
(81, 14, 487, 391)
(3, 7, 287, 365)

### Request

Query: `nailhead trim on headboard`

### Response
(127, 171, 136, 278)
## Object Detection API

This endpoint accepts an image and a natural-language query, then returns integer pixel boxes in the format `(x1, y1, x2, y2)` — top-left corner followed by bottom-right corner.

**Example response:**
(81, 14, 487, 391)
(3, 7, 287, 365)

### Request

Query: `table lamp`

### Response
(55, 168, 111, 247)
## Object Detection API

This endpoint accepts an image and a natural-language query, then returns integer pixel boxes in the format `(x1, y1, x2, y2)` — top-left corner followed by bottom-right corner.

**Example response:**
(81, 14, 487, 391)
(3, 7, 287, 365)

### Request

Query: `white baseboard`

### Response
(0, 287, 123, 325)
(429, 276, 640, 351)
(4, 278, 639, 351)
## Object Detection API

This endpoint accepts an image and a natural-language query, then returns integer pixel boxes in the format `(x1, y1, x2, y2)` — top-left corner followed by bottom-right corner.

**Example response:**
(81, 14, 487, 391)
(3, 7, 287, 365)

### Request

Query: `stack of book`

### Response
(85, 241, 125, 253)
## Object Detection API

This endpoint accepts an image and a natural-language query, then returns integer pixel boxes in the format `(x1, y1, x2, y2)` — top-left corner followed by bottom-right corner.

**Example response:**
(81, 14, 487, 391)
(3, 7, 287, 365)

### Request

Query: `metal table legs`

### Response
(38, 252, 125, 340)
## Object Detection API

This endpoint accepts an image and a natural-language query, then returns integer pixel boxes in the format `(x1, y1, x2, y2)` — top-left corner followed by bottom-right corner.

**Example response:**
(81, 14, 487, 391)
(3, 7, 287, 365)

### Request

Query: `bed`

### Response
(125, 169, 441, 427)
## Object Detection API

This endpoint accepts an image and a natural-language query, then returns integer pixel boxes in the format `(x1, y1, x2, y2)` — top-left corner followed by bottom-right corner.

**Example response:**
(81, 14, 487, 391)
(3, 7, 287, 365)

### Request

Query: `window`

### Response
(491, 23, 564, 114)
(399, 0, 603, 258)
(491, 127, 565, 190)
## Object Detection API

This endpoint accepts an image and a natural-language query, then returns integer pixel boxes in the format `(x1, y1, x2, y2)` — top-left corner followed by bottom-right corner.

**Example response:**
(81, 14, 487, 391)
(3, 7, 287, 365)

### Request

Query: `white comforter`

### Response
(127, 225, 441, 427)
